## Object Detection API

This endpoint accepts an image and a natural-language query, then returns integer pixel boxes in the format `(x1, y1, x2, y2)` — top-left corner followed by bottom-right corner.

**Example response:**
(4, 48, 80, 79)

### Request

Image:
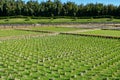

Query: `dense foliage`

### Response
(0, 35, 120, 79)
(0, 0, 120, 17)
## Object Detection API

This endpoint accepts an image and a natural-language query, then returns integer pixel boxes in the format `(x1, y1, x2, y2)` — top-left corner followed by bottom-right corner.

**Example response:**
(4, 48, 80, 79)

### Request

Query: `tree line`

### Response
(0, 0, 120, 18)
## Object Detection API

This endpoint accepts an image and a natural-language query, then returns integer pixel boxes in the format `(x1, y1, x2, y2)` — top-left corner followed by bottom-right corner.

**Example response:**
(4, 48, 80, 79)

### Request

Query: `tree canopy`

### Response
(0, 0, 120, 17)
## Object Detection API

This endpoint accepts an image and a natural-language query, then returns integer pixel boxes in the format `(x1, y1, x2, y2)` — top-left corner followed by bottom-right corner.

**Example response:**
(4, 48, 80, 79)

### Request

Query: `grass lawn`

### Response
(0, 18, 120, 24)
(0, 29, 44, 37)
(79, 30, 120, 37)
(30, 26, 84, 32)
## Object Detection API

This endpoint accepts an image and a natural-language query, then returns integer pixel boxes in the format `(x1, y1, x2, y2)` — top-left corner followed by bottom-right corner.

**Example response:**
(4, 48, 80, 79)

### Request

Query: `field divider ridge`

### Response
(60, 32, 120, 39)
(14, 28, 120, 39)
(15, 28, 56, 34)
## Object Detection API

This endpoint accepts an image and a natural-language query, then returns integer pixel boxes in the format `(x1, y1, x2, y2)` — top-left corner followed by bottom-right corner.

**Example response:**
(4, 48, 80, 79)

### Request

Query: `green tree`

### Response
(53, 0, 62, 16)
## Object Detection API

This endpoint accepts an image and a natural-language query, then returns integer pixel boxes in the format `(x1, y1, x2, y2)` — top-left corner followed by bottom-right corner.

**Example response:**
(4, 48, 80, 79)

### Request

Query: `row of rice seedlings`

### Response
(0, 35, 119, 79)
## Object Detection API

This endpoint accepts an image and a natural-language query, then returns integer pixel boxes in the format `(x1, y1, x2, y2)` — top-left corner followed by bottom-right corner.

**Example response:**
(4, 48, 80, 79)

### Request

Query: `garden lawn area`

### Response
(1, 18, 120, 24)
(0, 35, 120, 80)
(0, 29, 44, 37)
(31, 26, 84, 32)
(79, 30, 120, 37)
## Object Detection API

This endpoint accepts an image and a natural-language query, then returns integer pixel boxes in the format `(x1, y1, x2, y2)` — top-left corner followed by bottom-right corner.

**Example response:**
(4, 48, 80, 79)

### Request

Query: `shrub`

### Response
(4, 17, 10, 22)
(107, 16, 114, 21)
(25, 17, 31, 21)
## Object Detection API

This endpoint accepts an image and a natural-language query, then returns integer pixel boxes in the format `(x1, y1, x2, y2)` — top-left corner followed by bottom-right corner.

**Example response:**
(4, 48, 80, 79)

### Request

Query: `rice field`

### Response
(79, 30, 120, 37)
(0, 34, 120, 80)
(0, 29, 45, 37)
(30, 26, 84, 32)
